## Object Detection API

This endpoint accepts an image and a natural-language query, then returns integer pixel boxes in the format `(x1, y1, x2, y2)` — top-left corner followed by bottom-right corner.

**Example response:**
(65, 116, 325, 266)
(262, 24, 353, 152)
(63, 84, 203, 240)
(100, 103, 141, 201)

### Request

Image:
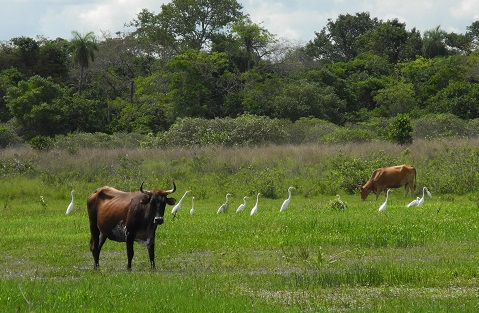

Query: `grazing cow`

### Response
(359, 164, 416, 200)
(87, 182, 176, 269)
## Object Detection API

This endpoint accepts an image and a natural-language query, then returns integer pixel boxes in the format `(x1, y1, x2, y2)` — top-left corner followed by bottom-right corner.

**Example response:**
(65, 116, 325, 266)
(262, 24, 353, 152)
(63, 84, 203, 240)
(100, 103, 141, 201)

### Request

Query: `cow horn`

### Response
(140, 181, 151, 195)
(165, 181, 176, 194)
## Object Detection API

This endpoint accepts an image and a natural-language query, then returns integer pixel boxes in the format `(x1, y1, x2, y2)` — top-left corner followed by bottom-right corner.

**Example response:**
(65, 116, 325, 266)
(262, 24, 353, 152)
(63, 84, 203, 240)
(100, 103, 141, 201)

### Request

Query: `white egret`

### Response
(335, 194, 347, 210)
(250, 193, 261, 216)
(407, 197, 420, 207)
(417, 186, 432, 206)
(280, 186, 295, 212)
(190, 196, 195, 215)
(171, 190, 191, 217)
(65, 190, 75, 214)
(236, 196, 248, 213)
(217, 193, 232, 214)
(378, 189, 390, 212)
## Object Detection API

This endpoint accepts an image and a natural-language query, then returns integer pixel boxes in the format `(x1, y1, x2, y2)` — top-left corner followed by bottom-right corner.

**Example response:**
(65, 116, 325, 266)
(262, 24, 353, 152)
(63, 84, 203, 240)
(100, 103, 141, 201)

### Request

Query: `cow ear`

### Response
(140, 194, 151, 204)
(166, 197, 176, 205)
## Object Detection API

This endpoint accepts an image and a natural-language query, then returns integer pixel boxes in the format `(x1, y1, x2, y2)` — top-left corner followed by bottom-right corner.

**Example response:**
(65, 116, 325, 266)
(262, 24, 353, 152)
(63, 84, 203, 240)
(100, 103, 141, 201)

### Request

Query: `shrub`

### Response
(413, 114, 469, 139)
(156, 115, 289, 147)
(287, 117, 339, 144)
(29, 135, 54, 151)
(0, 124, 22, 148)
(388, 114, 413, 145)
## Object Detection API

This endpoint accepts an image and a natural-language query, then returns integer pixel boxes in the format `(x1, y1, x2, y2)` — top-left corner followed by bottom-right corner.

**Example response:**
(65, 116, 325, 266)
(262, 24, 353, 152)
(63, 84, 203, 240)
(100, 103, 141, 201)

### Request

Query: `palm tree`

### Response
(70, 31, 98, 94)
(422, 26, 448, 58)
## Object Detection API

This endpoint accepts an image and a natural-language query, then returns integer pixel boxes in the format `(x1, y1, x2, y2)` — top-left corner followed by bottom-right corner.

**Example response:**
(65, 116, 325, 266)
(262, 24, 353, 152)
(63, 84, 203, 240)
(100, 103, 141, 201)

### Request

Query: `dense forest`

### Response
(1, 0, 479, 147)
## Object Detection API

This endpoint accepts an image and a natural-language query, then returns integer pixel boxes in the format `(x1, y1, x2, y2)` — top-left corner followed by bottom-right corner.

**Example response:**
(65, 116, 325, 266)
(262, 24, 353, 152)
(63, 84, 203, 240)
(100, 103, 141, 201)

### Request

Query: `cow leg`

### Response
(147, 238, 156, 269)
(126, 234, 135, 270)
(98, 232, 107, 250)
(91, 231, 107, 269)
(89, 226, 101, 269)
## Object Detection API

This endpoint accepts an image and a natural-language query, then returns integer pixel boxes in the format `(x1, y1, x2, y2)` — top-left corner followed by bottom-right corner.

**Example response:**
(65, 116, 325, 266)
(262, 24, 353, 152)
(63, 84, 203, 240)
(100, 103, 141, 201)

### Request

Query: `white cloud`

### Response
(451, 0, 479, 27)
(2, 0, 168, 40)
(1, 0, 478, 41)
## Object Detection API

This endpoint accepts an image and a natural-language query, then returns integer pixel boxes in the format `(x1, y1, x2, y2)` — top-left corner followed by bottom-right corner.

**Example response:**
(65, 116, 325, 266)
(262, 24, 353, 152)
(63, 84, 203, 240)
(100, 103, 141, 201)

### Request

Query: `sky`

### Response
(1, 0, 479, 43)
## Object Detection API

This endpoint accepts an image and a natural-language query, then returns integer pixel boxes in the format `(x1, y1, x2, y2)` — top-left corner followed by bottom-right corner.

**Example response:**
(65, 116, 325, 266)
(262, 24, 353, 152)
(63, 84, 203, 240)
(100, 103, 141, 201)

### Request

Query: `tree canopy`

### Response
(1, 3, 479, 142)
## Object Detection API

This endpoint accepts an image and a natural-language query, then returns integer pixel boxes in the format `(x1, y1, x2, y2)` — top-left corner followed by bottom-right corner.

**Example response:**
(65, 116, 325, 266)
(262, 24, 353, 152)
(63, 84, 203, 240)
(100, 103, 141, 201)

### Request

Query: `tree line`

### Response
(1, 0, 479, 143)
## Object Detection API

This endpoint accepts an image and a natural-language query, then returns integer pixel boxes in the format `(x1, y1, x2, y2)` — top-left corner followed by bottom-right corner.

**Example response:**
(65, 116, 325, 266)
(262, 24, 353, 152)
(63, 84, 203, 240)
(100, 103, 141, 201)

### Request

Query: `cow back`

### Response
(88, 187, 143, 233)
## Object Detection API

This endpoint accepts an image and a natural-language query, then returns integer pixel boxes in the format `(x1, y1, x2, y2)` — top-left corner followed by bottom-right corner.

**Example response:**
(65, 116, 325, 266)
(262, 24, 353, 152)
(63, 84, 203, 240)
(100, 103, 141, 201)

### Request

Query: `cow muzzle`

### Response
(154, 216, 164, 225)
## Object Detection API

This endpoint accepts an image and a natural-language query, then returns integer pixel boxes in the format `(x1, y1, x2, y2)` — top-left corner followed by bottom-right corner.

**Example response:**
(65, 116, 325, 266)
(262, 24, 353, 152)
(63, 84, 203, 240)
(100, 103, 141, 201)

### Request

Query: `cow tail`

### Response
(413, 167, 417, 193)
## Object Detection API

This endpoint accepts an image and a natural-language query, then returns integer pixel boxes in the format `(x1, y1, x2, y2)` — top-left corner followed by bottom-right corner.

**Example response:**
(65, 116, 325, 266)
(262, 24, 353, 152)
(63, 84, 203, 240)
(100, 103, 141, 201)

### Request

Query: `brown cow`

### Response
(87, 182, 176, 269)
(359, 165, 416, 200)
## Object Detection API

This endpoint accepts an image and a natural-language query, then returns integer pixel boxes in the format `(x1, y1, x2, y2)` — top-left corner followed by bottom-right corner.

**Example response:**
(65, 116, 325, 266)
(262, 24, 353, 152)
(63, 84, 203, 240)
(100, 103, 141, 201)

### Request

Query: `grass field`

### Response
(1, 142, 479, 312)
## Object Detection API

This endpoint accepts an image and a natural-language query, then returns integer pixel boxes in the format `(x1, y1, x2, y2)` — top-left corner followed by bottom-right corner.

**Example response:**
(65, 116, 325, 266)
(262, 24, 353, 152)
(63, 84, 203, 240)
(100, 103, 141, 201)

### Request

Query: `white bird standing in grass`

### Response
(280, 186, 295, 212)
(336, 194, 347, 210)
(65, 190, 75, 214)
(250, 193, 261, 216)
(236, 196, 248, 213)
(407, 197, 420, 207)
(217, 193, 232, 214)
(190, 196, 195, 215)
(417, 186, 432, 206)
(378, 189, 390, 212)
(171, 190, 191, 218)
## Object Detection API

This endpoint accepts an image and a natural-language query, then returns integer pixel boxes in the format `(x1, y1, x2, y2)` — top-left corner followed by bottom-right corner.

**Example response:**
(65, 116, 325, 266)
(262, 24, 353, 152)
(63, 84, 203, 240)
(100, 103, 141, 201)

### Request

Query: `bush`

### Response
(0, 124, 22, 148)
(287, 118, 339, 144)
(388, 114, 413, 145)
(413, 114, 469, 139)
(155, 115, 289, 147)
(29, 135, 54, 151)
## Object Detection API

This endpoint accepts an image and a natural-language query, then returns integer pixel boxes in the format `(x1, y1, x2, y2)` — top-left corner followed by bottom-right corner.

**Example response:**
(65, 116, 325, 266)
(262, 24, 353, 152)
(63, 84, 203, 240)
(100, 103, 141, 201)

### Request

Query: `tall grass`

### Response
(1, 140, 479, 311)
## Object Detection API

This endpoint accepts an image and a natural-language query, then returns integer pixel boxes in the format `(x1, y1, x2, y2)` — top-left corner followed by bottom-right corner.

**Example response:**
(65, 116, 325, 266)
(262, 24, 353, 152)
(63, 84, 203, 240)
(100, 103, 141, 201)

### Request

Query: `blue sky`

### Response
(1, 0, 478, 42)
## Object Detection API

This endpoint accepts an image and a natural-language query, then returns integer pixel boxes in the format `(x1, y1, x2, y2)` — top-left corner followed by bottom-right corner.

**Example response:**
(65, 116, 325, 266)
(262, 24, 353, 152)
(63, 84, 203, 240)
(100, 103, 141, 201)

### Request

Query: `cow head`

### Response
(359, 185, 371, 201)
(140, 181, 177, 225)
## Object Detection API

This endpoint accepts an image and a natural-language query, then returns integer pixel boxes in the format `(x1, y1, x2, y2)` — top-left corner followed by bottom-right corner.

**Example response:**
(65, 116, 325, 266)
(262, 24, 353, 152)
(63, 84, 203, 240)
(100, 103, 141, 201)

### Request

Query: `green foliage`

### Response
(420, 145, 479, 194)
(6, 75, 105, 139)
(422, 26, 448, 58)
(305, 12, 379, 62)
(356, 19, 411, 63)
(6, 75, 66, 138)
(2, 12, 479, 143)
(287, 117, 340, 144)
(167, 50, 231, 118)
(0, 124, 22, 148)
(157, 115, 289, 147)
(321, 128, 375, 144)
(0, 155, 35, 177)
(53, 132, 145, 151)
(70, 31, 98, 94)
(427, 81, 479, 119)
(373, 82, 417, 116)
(29, 135, 54, 151)
(273, 80, 346, 124)
(388, 114, 413, 145)
(231, 16, 276, 70)
(413, 114, 471, 139)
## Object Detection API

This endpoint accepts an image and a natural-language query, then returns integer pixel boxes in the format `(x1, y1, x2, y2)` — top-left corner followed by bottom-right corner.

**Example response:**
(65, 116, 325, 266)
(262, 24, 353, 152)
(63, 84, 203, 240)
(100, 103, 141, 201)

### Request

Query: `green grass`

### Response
(1, 142, 479, 312)
(1, 187, 479, 312)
